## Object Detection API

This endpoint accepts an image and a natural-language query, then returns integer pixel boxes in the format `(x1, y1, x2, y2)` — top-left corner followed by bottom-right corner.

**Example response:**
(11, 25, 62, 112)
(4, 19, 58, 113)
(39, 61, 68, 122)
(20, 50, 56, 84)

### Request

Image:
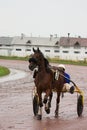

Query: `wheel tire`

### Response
(33, 95, 39, 116)
(77, 95, 83, 117)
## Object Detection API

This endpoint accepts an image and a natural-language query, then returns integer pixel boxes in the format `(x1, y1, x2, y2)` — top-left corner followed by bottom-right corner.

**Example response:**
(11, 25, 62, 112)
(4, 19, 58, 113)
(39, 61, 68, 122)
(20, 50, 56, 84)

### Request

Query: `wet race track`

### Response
(0, 59, 87, 130)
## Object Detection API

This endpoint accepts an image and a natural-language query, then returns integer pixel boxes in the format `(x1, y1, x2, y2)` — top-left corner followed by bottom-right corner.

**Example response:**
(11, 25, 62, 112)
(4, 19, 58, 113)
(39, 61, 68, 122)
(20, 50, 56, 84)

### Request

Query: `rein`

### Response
(58, 71, 76, 86)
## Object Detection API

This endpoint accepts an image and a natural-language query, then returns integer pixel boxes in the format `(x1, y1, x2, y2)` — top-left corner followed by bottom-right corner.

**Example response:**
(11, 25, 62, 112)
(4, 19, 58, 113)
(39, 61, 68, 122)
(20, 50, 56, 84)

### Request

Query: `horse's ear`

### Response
(37, 47, 40, 52)
(33, 48, 36, 52)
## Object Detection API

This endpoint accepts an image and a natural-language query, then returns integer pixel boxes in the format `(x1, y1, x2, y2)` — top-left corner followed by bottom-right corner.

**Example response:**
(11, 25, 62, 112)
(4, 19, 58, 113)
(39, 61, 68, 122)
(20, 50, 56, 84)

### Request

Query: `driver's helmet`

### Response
(58, 64, 65, 71)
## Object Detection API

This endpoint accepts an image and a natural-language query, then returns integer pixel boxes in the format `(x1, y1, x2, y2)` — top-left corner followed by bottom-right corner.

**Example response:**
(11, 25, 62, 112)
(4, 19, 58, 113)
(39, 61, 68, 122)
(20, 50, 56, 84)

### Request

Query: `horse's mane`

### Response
(44, 58, 49, 67)
(37, 49, 49, 66)
(44, 58, 52, 73)
(38, 49, 51, 73)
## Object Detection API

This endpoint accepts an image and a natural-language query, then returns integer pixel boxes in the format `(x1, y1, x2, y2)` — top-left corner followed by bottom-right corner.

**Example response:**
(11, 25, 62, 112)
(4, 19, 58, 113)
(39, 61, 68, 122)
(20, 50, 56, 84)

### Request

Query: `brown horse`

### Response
(28, 48, 65, 120)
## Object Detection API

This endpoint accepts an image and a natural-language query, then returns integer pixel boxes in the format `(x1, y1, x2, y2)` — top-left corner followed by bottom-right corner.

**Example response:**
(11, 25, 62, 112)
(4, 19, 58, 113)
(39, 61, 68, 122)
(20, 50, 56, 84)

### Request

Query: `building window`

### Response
(74, 51, 80, 54)
(16, 49, 21, 51)
(26, 40, 31, 44)
(63, 46, 69, 48)
(26, 49, 31, 51)
(45, 50, 50, 52)
(74, 42, 80, 48)
(5, 45, 11, 46)
(55, 41, 59, 45)
(54, 50, 60, 53)
(62, 51, 69, 53)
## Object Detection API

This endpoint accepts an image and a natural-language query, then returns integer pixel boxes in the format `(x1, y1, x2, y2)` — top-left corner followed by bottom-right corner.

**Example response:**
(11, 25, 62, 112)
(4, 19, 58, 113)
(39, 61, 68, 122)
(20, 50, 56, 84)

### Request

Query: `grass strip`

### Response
(0, 55, 87, 66)
(0, 66, 10, 77)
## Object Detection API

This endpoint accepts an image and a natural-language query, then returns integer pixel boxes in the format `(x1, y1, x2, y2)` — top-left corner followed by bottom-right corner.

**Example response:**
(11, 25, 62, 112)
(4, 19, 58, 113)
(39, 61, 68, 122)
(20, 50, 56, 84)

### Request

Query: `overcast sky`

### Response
(0, 0, 87, 37)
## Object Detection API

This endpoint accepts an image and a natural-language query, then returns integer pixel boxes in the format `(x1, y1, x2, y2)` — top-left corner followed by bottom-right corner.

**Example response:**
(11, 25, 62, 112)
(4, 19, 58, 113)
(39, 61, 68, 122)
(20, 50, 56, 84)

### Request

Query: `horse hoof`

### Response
(46, 109, 50, 114)
(43, 98, 47, 104)
(45, 108, 50, 114)
(55, 114, 58, 118)
(55, 111, 58, 118)
(37, 115, 42, 120)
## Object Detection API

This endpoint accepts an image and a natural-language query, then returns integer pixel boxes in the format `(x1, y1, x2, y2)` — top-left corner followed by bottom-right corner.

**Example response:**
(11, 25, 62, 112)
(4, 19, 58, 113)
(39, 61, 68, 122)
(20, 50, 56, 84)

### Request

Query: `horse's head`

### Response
(28, 48, 44, 71)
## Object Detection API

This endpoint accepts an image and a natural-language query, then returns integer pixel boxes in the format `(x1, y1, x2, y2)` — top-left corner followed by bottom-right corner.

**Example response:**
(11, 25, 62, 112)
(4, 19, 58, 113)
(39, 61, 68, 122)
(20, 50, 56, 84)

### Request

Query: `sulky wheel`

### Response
(33, 95, 39, 116)
(77, 95, 83, 117)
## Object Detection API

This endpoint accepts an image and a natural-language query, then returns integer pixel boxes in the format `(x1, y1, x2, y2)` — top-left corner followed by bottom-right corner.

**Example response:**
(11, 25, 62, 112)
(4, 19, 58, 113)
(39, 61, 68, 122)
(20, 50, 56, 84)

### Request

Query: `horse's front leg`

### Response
(48, 91, 53, 108)
(43, 90, 53, 114)
(55, 92, 61, 117)
(37, 91, 43, 120)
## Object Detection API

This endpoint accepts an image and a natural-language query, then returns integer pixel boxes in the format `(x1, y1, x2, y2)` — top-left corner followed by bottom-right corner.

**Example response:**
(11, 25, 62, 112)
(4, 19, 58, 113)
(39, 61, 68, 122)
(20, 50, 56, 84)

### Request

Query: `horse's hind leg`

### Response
(37, 92, 43, 120)
(55, 92, 61, 117)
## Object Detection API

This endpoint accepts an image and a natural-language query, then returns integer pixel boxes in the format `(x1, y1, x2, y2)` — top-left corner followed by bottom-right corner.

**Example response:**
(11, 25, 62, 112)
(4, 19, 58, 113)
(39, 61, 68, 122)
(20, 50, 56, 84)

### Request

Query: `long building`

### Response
(0, 35, 87, 61)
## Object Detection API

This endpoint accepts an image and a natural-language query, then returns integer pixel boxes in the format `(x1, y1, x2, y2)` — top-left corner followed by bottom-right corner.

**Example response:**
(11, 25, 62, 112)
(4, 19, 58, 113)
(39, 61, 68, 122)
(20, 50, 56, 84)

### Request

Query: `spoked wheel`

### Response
(33, 95, 39, 116)
(77, 95, 83, 117)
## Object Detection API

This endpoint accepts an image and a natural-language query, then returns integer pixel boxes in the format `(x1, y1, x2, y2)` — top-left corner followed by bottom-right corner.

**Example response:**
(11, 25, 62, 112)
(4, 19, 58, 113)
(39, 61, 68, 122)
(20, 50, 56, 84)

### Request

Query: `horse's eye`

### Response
(29, 57, 37, 64)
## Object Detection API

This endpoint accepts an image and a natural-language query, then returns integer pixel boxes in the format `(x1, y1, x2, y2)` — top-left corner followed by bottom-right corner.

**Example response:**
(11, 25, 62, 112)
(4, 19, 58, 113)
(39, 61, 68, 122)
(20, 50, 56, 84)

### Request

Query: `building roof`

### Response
(1, 36, 87, 47)
(60, 37, 87, 47)
(11, 36, 60, 46)
(0, 37, 13, 45)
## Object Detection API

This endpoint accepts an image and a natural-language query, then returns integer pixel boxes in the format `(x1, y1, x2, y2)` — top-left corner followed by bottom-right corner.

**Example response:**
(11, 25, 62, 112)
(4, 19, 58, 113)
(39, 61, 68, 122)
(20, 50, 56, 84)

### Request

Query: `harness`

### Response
(29, 57, 37, 64)
(55, 70, 60, 80)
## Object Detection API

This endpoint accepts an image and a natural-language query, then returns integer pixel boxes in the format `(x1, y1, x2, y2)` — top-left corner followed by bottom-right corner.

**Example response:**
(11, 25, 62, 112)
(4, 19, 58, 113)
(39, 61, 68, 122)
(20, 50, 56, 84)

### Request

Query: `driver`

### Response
(58, 64, 75, 94)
